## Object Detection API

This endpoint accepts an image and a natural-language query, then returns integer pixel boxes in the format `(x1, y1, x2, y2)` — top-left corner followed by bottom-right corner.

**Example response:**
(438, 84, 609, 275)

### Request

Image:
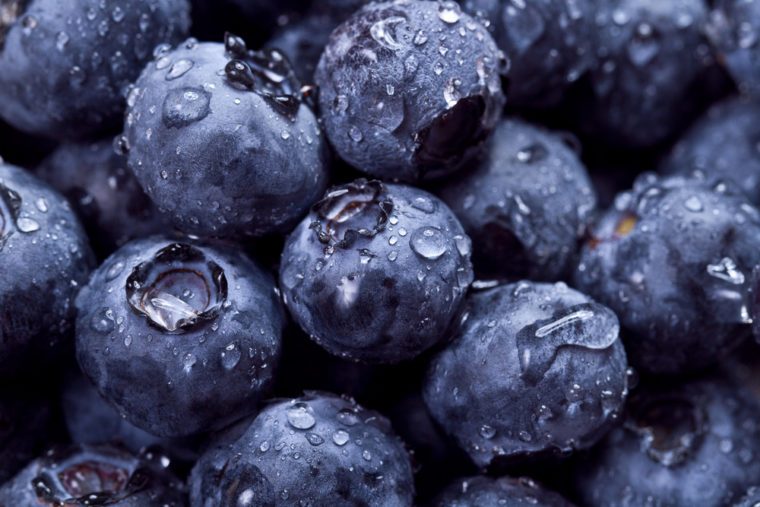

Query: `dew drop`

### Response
(410, 226, 447, 260)
(287, 402, 316, 430)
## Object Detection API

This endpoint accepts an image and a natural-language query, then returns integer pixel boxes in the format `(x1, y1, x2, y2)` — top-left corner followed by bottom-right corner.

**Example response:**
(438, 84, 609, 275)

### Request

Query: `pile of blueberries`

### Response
(4, 0, 760, 505)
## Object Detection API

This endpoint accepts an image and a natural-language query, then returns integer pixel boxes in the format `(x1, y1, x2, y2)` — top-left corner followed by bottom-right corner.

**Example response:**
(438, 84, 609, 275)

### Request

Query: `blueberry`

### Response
(75, 236, 284, 437)
(461, 0, 595, 108)
(37, 139, 169, 257)
(707, 0, 760, 95)
(662, 96, 760, 206)
(435, 476, 575, 507)
(437, 118, 596, 281)
(575, 376, 760, 507)
(315, 0, 505, 181)
(735, 486, 760, 507)
(62, 372, 200, 462)
(123, 35, 329, 238)
(574, 173, 760, 374)
(574, 0, 710, 148)
(0, 389, 54, 484)
(423, 281, 629, 468)
(0, 0, 190, 140)
(189, 393, 415, 506)
(280, 178, 473, 363)
(0, 161, 94, 376)
(0, 444, 185, 506)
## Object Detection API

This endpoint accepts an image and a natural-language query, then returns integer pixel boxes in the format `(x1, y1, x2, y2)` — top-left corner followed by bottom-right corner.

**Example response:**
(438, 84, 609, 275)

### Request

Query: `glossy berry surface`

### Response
(0, 0, 190, 140)
(575, 173, 760, 374)
(708, 0, 760, 95)
(0, 161, 94, 376)
(438, 118, 596, 281)
(576, 377, 760, 507)
(315, 0, 505, 181)
(435, 475, 575, 507)
(280, 179, 473, 363)
(123, 35, 329, 238)
(75, 236, 284, 437)
(190, 392, 415, 506)
(423, 281, 629, 468)
(0, 444, 185, 506)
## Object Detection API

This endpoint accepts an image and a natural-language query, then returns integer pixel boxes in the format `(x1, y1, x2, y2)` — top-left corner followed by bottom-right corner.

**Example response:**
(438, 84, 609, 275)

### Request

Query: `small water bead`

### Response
(166, 59, 193, 80)
(438, 1, 461, 24)
(683, 195, 703, 212)
(479, 424, 496, 439)
(221, 343, 241, 370)
(332, 430, 350, 446)
(337, 408, 360, 426)
(306, 433, 324, 446)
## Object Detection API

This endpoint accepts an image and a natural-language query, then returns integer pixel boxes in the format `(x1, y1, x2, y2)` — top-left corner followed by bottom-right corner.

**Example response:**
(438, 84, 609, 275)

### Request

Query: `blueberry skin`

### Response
(575, 377, 760, 507)
(190, 393, 415, 507)
(0, 444, 186, 506)
(37, 140, 169, 256)
(578, 0, 710, 148)
(708, 0, 760, 95)
(662, 96, 760, 206)
(0, 162, 94, 376)
(574, 173, 760, 374)
(461, 0, 595, 108)
(62, 372, 199, 461)
(280, 179, 473, 363)
(75, 236, 284, 437)
(423, 281, 629, 468)
(0, 390, 54, 485)
(735, 487, 760, 507)
(124, 39, 329, 238)
(437, 118, 596, 281)
(0, 0, 190, 140)
(435, 476, 575, 507)
(315, 0, 505, 181)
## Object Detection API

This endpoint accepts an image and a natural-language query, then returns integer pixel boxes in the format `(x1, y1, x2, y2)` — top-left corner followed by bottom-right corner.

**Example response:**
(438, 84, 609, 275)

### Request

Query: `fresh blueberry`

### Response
(423, 281, 629, 468)
(461, 0, 595, 108)
(280, 178, 473, 363)
(75, 236, 284, 437)
(123, 34, 329, 238)
(37, 139, 169, 257)
(707, 0, 760, 95)
(62, 372, 199, 462)
(662, 96, 760, 206)
(574, 173, 760, 374)
(315, 0, 505, 181)
(575, 376, 760, 507)
(0, 0, 190, 140)
(437, 118, 596, 281)
(0, 161, 94, 376)
(435, 476, 575, 507)
(189, 393, 415, 506)
(574, 0, 711, 148)
(0, 444, 186, 506)
(0, 389, 54, 484)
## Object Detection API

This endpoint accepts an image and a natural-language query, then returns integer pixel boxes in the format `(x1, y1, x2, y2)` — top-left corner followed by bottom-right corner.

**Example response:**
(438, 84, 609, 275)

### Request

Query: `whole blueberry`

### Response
(423, 281, 629, 468)
(0, 0, 190, 140)
(575, 377, 760, 507)
(0, 161, 94, 376)
(123, 35, 329, 238)
(576, 0, 710, 148)
(438, 118, 596, 281)
(190, 393, 415, 506)
(461, 0, 596, 108)
(435, 476, 575, 507)
(574, 173, 760, 374)
(0, 444, 185, 506)
(315, 0, 505, 181)
(280, 179, 473, 363)
(75, 236, 284, 437)
(707, 0, 760, 95)
(662, 96, 760, 206)
(37, 139, 169, 256)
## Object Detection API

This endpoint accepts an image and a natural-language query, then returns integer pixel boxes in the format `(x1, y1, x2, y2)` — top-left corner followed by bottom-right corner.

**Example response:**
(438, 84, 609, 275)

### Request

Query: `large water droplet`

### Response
(162, 87, 211, 128)
(438, 1, 461, 24)
(166, 59, 194, 80)
(332, 429, 350, 446)
(287, 402, 316, 430)
(410, 226, 448, 260)
(221, 343, 241, 370)
(370, 16, 406, 51)
(16, 217, 39, 233)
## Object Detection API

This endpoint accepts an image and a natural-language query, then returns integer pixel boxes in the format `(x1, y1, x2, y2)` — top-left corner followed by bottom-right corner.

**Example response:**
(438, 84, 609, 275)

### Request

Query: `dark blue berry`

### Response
(436, 476, 575, 507)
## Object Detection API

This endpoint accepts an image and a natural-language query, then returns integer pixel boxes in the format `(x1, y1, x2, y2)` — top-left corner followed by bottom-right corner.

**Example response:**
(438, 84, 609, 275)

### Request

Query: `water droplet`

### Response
(438, 1, 461, 24)
(362, 450, 372, 461)
(337, 408, 360, 426)
(348, 126, 363, 142)
(410, 226, 447, 260)
(162, 87, 211, 127)
(706, 257, 745, 285)
(56, 31, 69, 51)
(16, 217, 39, 233)
(332, 429, 350, 446)
(683, 195, 703, 212)
(518, 430, 532, 442)
(183, 353, 196, 373)
(281, 130, 291, 140)
(91, 308, 115, 334)
(453, 235, 471, 257)
(287, 402, 316, 430)
(479, 424, 496, 439)
(370, 16, 406, 51)
(516, 143, 548, 163)
(221, 343, 241, 370)
(35, 197, 48, 213)
(411, 196, 436, 213)
(166, 59, 194, 80)
(106, 261, 125, 281)
(306, 433, 324, 446)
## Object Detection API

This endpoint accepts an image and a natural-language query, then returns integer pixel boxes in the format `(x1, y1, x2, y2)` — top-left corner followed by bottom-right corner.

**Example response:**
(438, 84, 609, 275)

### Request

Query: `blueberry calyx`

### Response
(625, 395, 705, 467)
(0, 183, 21, 244)
(588, 211, 638, 250)
(309, 179, 393, 250)
(222, 32, 303, 118)
(0, 0, 28, 51)
(125, 243, 228, 333)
